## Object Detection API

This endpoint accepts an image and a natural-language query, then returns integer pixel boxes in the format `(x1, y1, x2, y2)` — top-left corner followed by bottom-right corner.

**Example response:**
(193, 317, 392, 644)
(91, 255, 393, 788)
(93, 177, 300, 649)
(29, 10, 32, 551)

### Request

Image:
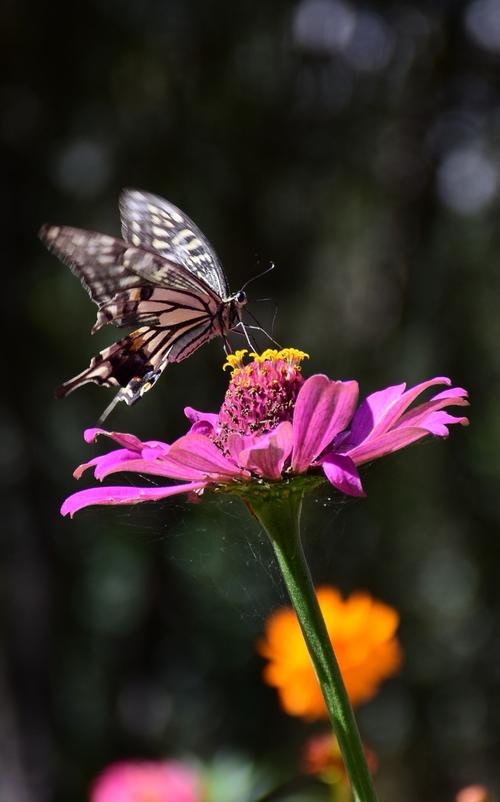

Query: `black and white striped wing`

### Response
(39, 224, 222, 333)
(55, 316, 222, 404)
(39, 224, 144, 306)
(120, 189, 229, 298)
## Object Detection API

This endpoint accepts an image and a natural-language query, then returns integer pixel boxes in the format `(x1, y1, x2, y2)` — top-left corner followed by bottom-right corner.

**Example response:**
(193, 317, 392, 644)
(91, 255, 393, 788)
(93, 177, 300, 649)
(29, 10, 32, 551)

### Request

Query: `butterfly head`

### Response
(234, 290, 247, 308)
(226, 289, 248, 328)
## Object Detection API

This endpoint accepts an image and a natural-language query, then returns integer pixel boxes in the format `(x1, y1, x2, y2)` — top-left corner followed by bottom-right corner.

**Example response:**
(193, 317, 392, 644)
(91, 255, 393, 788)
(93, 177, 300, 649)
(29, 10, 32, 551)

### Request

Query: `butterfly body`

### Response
(40, 191, 248, 417)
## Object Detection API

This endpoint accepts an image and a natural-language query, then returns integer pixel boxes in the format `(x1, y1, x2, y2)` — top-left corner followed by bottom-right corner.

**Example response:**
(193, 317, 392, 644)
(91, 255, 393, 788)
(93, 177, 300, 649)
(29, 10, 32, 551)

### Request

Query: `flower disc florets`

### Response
(213, 348, 309, 451)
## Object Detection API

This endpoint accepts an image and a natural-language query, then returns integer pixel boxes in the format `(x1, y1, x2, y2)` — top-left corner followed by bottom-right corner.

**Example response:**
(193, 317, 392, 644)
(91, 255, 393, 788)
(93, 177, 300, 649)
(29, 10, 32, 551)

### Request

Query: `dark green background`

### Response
(2, 1, 498, 800)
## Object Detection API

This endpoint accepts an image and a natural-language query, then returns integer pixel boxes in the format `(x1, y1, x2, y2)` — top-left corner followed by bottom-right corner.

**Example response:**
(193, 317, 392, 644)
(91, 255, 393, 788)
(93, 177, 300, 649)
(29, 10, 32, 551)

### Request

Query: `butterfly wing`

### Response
(120, 189, 229, 298)
(39, 224, 155, 308)
(39, 224, 223, 332)
(57, 308, 224, 404)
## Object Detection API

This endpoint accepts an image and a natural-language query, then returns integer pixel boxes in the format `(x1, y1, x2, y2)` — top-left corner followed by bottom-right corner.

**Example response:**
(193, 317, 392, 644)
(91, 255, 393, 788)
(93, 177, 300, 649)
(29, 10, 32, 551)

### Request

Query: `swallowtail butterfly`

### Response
(40, 190, 249, 421)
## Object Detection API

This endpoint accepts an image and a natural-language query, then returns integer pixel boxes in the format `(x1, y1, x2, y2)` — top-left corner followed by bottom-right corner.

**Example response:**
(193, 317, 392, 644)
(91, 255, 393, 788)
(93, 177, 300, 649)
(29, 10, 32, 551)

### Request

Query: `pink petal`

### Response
(84, 427, 146, 452)
(239, 422, 293, 480)
(73, 448, 141, 480)
(141, 443, 171, 460)
(413, 410, 469, 436)
(347, 426, 430, 465)
(184, 406, 219, 435)
(321, 453, 366, 497)
(89, 457, 212, 482)
(349, 383, 406, 445)
(166, 434, 248, 479)
(368, 377, 452, 438)
(61, 481, 207, 518)
(291, 375, 359, 473)
(395, 391, 469, 430)
(431, 386, 468, 401)
(226, 433, 255, 465)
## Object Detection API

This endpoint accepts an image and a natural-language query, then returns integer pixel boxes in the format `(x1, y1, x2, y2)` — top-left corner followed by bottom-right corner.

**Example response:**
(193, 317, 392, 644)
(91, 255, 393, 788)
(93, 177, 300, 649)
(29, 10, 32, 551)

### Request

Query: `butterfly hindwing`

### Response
(56, 327, 173, 400)
(120, 189, 229, 297)
(56, 313, 224, 405)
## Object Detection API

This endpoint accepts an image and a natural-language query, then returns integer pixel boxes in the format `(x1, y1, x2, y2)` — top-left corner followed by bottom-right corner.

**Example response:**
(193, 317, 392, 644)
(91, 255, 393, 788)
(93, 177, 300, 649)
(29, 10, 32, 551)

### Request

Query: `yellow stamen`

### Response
(223, 347, 309, 376)
(223, 349, 249, 374)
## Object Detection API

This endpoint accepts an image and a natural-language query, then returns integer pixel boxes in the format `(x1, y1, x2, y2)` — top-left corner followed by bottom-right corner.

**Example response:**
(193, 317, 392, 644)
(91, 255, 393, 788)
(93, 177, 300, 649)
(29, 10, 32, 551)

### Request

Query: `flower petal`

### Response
(88, 457, 212, 482)
(239, 422, 293, 480)
(141, 443, 171, 460)
(184, 406, 219, 435)
(347, 426, 430, 465)
(291, 375, 359, 473)
(431, 386, 468, 402)
(226, 433, 255, 465)
(74, 448, 142, 480)
(166, 434, 248, 479)
(368, 377, 452, 438)
(84, 427, 146, 451)
(61, 481, 207, 518)
(321, 453, 365, 497)
(411, 410, 469, 436)
(395, 388, 469, 431)
(349, 384, 406, 446)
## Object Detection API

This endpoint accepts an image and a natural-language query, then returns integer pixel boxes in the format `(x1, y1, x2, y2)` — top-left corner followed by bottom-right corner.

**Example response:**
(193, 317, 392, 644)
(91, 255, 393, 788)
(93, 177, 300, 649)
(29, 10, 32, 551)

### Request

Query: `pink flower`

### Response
(91, 760, 201, 802)
(61, 349, 469, 517)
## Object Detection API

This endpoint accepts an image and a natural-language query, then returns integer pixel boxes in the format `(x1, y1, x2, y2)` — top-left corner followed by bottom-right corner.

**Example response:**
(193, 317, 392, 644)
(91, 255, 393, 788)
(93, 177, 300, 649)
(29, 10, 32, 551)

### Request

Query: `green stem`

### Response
(249, 486, 378, 802)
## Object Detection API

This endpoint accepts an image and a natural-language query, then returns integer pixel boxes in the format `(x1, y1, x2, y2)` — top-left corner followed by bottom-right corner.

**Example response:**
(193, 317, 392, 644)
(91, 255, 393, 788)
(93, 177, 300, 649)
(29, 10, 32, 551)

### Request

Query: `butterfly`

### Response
(40, 189, 251, 421)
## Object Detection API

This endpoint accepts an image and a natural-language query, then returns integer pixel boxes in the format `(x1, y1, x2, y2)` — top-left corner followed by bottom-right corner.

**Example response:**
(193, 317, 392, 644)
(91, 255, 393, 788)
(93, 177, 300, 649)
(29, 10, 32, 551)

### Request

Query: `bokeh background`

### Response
(2, 1, 499, 800)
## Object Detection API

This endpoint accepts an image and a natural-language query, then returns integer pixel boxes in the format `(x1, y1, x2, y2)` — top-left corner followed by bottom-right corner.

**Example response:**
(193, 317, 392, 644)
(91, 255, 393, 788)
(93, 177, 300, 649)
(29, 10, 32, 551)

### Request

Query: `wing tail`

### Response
(56, 327, 171, 407)
(55, 350, 123, 399)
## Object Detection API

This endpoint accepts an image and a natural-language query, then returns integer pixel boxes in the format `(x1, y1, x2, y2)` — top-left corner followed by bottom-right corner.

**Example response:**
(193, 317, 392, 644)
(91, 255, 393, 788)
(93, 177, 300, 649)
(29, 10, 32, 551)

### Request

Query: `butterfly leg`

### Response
(232, 321, 281, 350)
(222, 335, 234, 355)
(231, 320, 257, 351)
(98, 369, 162, 423)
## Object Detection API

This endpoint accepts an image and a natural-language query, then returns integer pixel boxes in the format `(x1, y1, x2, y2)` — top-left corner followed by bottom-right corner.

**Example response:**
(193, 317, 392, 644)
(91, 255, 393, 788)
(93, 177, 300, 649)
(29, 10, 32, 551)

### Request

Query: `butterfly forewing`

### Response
(39, 225, 147, 305)
(120, 189, 229, 297)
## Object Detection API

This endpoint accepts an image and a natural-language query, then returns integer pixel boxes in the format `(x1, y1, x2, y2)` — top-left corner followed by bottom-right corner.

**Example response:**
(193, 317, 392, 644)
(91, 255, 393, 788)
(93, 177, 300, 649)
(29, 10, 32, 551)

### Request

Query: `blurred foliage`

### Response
(2, 0, 500, 800)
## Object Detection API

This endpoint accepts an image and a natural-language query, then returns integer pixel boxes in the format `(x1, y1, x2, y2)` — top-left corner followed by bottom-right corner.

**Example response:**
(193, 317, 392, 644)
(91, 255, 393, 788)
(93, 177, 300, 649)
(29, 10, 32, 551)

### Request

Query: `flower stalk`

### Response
(248, 486, 378, 802)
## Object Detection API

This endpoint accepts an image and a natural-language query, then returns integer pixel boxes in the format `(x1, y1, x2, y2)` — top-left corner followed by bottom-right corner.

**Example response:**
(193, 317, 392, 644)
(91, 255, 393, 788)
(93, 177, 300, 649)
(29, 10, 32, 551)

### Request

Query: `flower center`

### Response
(213, 348, 308, 451)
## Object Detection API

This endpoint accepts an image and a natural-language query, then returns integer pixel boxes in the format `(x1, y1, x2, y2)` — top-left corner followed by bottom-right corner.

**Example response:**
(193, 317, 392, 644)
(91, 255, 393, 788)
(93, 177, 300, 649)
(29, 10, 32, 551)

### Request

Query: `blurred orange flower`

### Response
(258, 586, 403, 719)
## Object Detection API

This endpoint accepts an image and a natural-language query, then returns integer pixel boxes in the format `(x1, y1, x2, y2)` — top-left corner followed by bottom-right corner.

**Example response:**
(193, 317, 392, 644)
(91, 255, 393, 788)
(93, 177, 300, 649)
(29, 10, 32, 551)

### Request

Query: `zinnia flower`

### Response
(258, 586, 402, 719)
(61, 348, 469, 802)
(61, 348, 469, 516)
(91, 760, 201, 802)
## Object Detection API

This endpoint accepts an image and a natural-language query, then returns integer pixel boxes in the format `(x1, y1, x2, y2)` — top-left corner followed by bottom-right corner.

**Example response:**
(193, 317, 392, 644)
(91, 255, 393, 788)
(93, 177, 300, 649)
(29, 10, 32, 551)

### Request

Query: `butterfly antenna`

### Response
(239, 260, 276, 292)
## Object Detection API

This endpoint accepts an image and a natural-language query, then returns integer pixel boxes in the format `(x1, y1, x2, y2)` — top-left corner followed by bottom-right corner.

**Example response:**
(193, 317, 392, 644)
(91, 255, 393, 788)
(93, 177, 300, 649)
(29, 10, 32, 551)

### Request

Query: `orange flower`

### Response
(258, 586, 403, 719)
